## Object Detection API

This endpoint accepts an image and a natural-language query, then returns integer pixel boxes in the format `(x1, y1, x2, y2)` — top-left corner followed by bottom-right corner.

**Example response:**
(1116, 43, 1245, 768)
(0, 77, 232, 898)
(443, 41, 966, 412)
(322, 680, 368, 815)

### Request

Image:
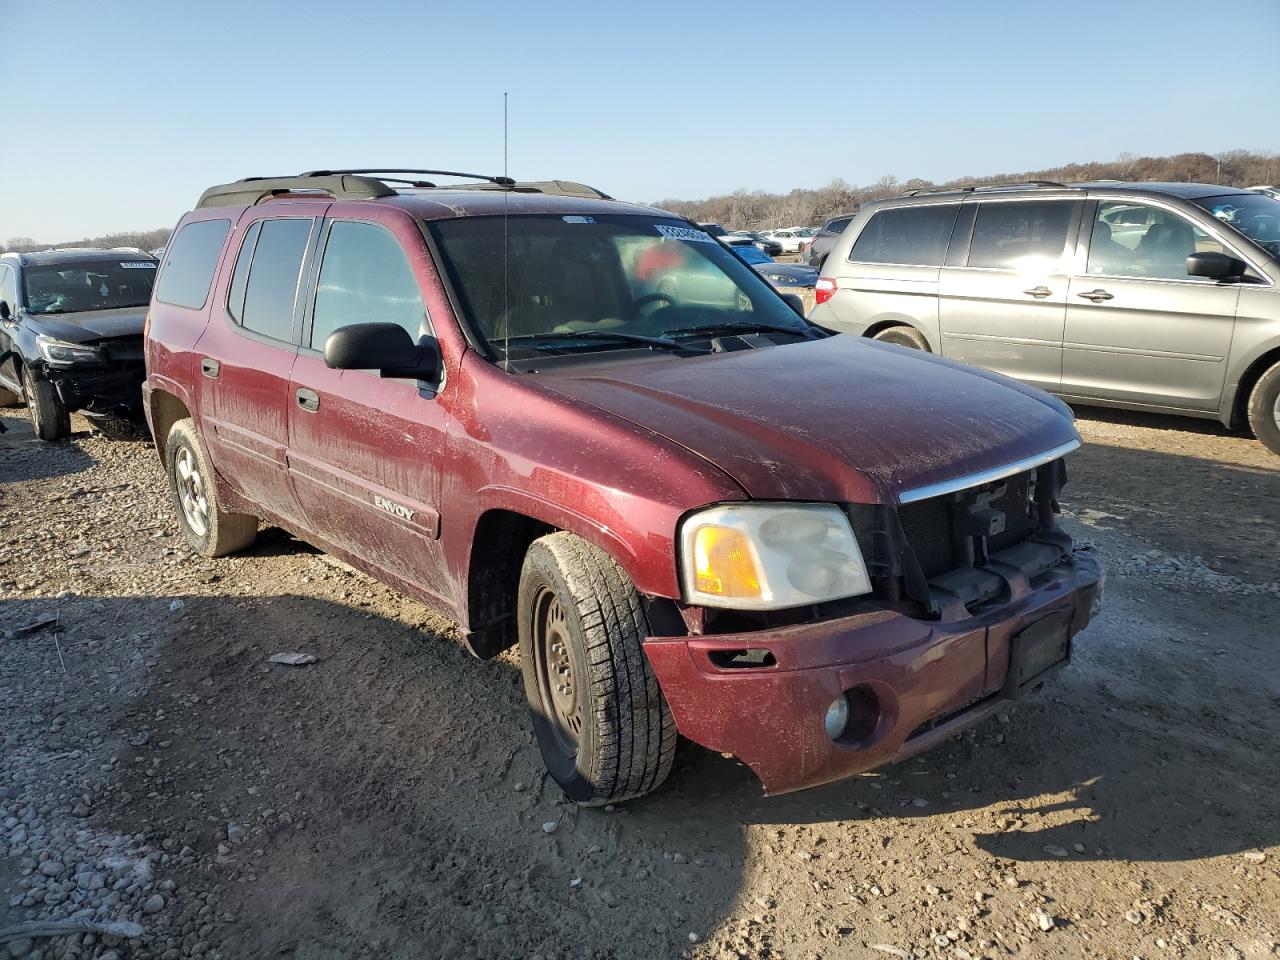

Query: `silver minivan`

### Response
(809, 182, 1280, 455)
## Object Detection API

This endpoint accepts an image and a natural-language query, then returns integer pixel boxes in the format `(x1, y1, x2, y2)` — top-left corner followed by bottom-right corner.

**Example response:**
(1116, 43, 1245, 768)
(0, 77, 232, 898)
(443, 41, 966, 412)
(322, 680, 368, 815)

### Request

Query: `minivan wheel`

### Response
(165, 418, 257, 557)
(517, 532, 677, 806)
(22, 365, 70, 441)
(872, 325, 931, 351)
(1246, 358, 1280, 456)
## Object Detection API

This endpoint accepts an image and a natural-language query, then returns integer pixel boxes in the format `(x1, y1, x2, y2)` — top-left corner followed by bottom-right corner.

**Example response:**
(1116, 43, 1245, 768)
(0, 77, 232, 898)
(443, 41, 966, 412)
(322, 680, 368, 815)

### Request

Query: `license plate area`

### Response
(1003, 612, 1071, 698)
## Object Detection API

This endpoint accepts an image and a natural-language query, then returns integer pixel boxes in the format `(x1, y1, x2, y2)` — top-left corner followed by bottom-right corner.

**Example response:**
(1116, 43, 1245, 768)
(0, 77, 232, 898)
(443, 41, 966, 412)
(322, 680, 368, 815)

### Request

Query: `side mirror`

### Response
(0, 300, 11, 321)
(1186, 251, 1245, 281)
(323, 322, 441, 382)
(780, 293, 806, 317)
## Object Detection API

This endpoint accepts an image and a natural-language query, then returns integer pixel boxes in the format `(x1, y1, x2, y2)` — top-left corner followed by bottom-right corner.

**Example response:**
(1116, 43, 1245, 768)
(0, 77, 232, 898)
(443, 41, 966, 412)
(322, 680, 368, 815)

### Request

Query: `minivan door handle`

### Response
(295, 387, 320, 412)
(200, 357, 220, 379)
(1077, 288, 1115, 303)
(1022, 285, 1053, 299)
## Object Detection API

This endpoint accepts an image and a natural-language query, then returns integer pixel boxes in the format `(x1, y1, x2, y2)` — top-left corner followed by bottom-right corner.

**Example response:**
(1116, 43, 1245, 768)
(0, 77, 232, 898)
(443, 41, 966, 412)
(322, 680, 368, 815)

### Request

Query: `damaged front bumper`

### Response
(39, 339, 146, 421)
(644, 546, 1102, 796)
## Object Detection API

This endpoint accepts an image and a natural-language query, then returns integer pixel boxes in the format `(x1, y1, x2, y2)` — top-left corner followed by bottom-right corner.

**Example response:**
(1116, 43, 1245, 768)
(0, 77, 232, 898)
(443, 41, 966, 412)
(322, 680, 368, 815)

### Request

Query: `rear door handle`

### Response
(296, 387, 320, 412)
(1077, 288, 1114, 302)
(1022, 285, 1053, 299)
(200, 357, 220, 379)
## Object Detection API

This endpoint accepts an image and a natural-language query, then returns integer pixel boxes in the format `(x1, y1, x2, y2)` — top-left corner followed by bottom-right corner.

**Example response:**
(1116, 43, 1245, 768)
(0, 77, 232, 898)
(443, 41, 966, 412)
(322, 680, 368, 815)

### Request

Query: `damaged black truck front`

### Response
(0, 250, 156, 440)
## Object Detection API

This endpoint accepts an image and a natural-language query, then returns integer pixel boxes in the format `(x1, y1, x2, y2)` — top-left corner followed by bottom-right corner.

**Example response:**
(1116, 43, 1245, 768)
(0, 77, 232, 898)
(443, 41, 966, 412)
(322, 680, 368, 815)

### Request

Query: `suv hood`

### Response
(540, 336, 1079, 504)
(28, 306, 147, 343)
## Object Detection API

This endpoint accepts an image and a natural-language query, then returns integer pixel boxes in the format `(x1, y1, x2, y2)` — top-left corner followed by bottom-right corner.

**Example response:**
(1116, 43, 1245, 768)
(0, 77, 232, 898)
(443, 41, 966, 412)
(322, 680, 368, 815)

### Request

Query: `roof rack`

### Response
(900, 180, 1074, 198)
(196, 169, 612, 209)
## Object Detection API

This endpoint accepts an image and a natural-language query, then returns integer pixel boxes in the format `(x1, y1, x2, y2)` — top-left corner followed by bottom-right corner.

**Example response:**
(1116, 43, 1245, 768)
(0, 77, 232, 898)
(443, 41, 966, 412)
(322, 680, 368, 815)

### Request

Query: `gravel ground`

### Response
(1, 404, 1277, 960)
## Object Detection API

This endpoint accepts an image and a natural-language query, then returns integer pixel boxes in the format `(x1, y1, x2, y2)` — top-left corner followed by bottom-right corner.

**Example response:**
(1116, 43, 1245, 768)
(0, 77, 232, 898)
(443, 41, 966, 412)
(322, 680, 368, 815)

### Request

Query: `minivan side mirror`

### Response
(1186, 251, 1246, 281)
(323, 322, 441, 382)
(0, 300, 11, 321)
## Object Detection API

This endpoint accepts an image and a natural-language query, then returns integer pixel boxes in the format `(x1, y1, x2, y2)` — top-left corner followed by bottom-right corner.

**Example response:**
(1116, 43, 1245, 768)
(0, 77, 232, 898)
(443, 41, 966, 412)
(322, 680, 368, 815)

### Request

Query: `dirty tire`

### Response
(1246, 358, 1280, 456)
(165, 418, 257, 558)
(22, 365, 70, 441)
(0, 385, 20, 407)
(518, 532, 677, 806)
(872, 325, 931, 351)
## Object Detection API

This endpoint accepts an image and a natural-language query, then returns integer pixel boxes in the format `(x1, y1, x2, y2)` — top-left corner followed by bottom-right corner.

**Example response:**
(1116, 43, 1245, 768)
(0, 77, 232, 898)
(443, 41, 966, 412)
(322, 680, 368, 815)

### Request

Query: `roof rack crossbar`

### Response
(302, 168, 517, 187)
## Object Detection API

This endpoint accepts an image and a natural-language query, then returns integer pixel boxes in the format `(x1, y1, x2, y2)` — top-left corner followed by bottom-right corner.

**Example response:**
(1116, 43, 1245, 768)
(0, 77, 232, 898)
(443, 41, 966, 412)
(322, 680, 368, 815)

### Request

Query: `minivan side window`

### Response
(237, 218, 313, 342)
(1087, 201, 1228, 281)
(849, 205, 960, 267)
(310, 221, 426, 351)
(967, 201, 1073, 270)
(154, 219, 231, 309)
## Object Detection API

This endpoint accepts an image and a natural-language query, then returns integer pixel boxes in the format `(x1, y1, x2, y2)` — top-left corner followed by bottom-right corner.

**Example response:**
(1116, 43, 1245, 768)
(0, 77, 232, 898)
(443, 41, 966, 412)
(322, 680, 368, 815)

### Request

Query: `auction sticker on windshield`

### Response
(120, 262, 157, 269)
(656, 225, 716, 244)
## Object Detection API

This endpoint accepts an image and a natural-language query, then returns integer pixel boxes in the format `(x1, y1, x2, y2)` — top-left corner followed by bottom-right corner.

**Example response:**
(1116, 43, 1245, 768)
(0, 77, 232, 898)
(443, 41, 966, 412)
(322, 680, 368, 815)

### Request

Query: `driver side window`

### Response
(1088, 202, 1228, 281)
(310, 221, 428, 351)
(0, 266, 16, 313)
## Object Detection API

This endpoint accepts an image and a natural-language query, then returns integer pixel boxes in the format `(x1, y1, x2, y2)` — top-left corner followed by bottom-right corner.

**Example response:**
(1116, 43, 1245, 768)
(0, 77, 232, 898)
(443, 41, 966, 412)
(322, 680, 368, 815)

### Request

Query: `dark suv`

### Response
(144, 169, 1102, 804)
(805, 213, 857, 269)
(0, 248, 157, 439)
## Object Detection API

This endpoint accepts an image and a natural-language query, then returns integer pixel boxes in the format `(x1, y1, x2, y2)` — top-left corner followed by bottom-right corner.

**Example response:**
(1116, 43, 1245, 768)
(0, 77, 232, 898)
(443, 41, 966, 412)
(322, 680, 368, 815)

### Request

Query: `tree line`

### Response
(5, 150, 1278, 250)
(653, 149, 1280, 231)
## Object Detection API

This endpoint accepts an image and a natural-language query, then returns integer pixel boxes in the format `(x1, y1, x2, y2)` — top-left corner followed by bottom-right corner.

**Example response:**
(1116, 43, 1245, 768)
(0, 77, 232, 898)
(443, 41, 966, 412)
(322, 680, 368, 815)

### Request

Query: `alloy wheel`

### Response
(175, 446, 209, 537)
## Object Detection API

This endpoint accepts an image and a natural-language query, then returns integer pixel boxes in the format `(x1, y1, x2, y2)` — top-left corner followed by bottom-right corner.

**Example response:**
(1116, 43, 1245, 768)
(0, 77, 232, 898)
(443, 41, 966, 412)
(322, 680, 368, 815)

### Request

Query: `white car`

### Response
(763, 229, 808, 254)
(1250, 185, 1280, 201)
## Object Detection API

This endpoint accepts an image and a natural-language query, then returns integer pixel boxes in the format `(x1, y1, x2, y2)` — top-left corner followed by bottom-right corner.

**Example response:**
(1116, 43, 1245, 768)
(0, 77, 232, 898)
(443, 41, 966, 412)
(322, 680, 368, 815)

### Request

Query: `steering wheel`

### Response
(622, 292, 673, 325)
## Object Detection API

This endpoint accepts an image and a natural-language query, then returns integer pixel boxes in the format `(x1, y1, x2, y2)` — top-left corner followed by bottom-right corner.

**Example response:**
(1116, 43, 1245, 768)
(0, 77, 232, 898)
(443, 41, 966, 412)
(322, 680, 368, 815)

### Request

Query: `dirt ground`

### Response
(1, 403, 1277, 960)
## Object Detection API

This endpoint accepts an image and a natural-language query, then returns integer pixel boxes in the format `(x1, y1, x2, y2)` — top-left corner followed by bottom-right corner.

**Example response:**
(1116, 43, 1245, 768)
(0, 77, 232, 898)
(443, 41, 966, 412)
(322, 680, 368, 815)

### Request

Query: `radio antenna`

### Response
(501, 91, 511, 369)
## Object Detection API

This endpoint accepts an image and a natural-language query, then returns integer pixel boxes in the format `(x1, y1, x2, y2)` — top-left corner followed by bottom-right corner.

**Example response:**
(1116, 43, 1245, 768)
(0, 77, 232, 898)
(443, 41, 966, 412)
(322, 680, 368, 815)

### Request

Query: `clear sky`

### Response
(4, 0, 1278, 240)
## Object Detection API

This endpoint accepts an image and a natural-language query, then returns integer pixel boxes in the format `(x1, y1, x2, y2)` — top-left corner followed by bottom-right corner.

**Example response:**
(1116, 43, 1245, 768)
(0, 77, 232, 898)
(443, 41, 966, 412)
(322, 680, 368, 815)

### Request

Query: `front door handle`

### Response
(296, 387, 320, 412)
(1077, 288, 1114, 302)
(200, 357, 220, 379)
(1022, 285, 1053, 299)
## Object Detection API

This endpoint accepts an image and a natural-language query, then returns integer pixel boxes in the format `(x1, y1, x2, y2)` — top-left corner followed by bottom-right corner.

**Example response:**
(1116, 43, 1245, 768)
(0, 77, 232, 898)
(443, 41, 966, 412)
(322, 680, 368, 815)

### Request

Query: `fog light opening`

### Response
(826, 685, 881, 745)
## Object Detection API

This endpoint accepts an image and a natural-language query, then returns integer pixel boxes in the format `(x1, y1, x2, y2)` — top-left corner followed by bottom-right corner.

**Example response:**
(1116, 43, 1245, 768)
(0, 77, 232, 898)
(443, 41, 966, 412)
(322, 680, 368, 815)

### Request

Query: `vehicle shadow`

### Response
(1069, 402, 1241, 438)
(0, 411, 97, 484)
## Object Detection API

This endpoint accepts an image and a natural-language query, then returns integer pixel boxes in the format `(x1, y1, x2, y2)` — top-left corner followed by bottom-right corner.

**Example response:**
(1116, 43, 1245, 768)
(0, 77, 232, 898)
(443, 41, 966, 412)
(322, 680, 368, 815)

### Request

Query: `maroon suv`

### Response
(144, 169, 1102, 805)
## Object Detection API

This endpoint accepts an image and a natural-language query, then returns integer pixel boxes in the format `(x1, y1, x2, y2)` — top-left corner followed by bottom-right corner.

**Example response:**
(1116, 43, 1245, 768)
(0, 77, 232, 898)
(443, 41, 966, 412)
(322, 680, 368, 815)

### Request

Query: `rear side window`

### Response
(154, 219, 230, 309)
(310, 221, 426, 350)
(237, 218, 313, 342)
(849, 205, 959, 266)
(967, 201, 1073, 270)
(826, 217, 852, 233)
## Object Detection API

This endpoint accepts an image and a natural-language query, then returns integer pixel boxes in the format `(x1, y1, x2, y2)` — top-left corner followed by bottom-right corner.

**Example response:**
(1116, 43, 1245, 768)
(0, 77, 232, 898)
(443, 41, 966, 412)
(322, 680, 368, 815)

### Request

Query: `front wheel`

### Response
(22, 365, 70, 441)
(518, 532, 677, 805)
(164, 418, 257, 557)
(872, 325, 931, 351)
(1246, 358, 1280, 456)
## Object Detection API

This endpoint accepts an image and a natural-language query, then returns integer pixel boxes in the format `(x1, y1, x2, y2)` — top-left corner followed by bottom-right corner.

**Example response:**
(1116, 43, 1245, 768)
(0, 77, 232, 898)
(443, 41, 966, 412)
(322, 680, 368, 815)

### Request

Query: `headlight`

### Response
(36, 335, 100, 365)
(679, 503, 872, 610)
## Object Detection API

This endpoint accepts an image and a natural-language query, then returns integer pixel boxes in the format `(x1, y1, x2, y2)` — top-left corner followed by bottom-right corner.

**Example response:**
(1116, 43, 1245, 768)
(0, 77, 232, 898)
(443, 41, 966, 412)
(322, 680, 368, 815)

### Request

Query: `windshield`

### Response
(730, 244, 773, 265)
(22, 259, 156, 314)
(1193, 193, 1280, 258)
(427, 214, 809, 360)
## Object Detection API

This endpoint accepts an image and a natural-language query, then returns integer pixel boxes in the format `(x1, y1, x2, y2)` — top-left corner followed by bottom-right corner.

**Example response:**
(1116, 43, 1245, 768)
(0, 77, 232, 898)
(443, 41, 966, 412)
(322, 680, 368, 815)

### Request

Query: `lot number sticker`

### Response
(656, 225, 716, 244)
(120, 262, 157, 269)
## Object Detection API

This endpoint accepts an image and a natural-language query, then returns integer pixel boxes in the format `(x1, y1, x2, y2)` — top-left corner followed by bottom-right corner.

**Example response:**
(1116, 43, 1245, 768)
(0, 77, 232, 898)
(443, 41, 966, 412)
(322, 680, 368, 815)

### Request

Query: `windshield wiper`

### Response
(523, 331, 707, 354)
(663, 320, 816, 339)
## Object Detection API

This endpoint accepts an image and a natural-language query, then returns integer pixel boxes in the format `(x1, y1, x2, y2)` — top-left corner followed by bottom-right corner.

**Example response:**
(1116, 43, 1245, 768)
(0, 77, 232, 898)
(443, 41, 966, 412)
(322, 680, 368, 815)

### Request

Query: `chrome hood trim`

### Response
(897, 439, 1081, 504)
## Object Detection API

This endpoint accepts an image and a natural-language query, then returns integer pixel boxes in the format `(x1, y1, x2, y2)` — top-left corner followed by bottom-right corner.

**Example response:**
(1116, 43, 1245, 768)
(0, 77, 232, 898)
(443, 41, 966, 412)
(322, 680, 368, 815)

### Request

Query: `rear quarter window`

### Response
(849, 205, 960, 267)
(154, 219, 231, 309)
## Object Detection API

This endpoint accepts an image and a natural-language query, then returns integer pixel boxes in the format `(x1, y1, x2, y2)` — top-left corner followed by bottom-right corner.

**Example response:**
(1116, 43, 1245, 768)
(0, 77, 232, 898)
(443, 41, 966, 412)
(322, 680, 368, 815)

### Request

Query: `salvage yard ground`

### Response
(1, 405, 1277, 960)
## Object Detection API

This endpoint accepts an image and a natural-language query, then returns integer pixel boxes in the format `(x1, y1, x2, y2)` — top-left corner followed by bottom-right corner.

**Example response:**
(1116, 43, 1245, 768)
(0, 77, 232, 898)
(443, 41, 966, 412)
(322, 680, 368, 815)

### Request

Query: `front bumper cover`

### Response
(644, 547, 1102, 796)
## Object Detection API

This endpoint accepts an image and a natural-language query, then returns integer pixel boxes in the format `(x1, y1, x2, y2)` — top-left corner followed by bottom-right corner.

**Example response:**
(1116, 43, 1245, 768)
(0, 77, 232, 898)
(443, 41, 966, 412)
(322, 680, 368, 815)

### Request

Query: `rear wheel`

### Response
(518, 532, 677, 805)
(872, 325, 931, 351)
(1246, 358, 1280, 456)
(22, 365, 70, 441)
(164, 418, 257, 557)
